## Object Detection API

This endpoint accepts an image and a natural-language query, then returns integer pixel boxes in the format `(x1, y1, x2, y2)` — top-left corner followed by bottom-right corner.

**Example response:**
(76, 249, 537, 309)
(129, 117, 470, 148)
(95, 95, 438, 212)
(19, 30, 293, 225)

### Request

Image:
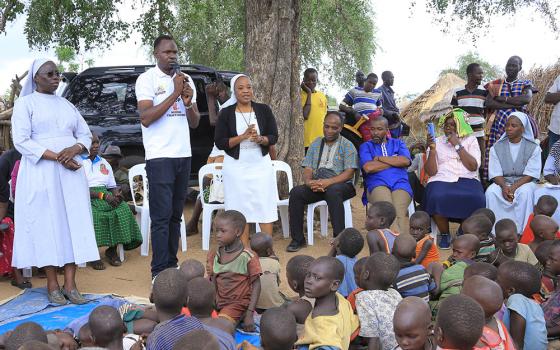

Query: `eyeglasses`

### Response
(38, 71, 61, 78)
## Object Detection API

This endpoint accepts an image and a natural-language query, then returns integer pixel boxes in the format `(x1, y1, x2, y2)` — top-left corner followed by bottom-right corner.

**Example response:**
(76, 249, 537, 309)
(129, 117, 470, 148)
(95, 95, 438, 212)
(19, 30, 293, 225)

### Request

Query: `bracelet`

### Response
(98, 192, 104, 200)
(185, 103, 193, 110)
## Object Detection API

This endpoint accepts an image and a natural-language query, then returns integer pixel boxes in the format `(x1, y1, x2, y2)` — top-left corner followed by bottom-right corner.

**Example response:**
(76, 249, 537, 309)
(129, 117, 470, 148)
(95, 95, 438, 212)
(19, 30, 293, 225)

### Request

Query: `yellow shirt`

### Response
(301, 90, 328, 147)
(296, 292, 359, 350)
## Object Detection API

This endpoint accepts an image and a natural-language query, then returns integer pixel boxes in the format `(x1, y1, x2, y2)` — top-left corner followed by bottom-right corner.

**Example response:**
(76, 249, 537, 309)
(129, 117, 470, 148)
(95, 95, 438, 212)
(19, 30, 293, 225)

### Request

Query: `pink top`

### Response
(427, 135, 481, 183)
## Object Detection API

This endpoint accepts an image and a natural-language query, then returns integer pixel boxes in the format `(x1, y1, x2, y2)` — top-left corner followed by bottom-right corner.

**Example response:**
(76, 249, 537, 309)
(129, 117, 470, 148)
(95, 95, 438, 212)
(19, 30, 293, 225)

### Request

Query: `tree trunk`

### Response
(244, 0, 304, 184)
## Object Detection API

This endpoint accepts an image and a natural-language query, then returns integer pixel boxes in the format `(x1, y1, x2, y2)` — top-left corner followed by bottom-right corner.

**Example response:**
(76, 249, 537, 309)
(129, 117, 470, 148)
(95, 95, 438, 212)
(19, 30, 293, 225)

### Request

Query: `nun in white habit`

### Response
(485, 111, 542, 232)
(11, 58, 99, 304)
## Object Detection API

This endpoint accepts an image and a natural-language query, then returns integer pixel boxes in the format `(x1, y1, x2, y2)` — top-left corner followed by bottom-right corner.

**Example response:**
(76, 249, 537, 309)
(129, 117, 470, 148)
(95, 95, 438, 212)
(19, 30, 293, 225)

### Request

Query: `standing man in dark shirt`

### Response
(0, 148, 28, 289)
(379, 71, 401, 138)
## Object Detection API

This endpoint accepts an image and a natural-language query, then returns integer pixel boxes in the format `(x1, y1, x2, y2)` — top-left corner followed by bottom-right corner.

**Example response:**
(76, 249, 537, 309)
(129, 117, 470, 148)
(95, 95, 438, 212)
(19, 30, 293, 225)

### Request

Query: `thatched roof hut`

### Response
(401, 73, 465, 139)
(524, 60, 560, 138)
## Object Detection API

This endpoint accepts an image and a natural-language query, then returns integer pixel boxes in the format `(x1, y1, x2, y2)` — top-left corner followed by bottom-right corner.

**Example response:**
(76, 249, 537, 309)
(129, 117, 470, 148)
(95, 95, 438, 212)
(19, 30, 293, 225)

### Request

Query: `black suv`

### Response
(62, 65, 236, 183)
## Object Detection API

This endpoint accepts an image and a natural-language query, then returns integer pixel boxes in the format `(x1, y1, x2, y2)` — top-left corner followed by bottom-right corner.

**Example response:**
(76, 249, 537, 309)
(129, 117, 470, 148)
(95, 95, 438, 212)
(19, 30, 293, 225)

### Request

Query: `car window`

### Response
(67, 75, 138, 117)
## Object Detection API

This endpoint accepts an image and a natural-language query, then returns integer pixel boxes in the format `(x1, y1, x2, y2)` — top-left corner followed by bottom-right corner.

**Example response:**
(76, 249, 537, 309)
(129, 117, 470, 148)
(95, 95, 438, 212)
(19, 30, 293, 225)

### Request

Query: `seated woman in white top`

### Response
(486, 112, 542, 232)
(84, 134, 142, 270)
(534, 139, 560, 224)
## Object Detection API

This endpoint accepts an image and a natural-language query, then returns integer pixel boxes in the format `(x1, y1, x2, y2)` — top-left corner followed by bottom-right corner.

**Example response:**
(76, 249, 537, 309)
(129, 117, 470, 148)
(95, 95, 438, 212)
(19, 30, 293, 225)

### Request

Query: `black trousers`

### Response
(289, 182, 356, 244)
(146, 157, 191, 278)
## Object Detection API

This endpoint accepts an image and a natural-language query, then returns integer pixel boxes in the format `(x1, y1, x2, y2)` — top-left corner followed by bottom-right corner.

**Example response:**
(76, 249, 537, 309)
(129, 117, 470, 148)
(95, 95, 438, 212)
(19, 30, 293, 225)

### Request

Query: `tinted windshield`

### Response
(66, 75, 138, 116)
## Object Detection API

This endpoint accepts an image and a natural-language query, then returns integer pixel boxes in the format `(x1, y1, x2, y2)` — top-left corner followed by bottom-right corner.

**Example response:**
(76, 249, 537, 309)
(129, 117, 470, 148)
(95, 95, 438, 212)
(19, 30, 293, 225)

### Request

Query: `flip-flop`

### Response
(11, 280, 32, 290)
(89, 260, 106, 270)
(48, 289, 67, 305)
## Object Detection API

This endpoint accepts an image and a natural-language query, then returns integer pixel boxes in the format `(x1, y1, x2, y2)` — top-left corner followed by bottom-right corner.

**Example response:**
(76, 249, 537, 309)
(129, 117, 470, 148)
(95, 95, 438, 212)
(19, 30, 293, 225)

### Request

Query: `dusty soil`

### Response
(1, 196, 376, 302)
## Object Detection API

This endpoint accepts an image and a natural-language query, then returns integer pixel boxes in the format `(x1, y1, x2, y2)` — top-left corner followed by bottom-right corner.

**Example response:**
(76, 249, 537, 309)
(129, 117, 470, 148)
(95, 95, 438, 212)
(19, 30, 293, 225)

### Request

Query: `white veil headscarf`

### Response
(220, 74, 249, 109)
(20, 58, 53, 97)
(498, 111, 538, 144)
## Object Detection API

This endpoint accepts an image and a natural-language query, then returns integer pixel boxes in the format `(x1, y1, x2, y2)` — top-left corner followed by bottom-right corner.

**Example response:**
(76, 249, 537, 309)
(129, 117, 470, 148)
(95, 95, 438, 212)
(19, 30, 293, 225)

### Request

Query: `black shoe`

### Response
(286, 240, 305, 252)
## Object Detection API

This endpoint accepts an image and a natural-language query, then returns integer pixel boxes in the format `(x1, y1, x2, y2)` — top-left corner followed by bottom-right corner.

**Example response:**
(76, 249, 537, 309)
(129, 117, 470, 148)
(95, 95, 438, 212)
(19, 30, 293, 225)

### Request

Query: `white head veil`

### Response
(20, 58, 54, 97)
(498, 111, 537, 144)
(220, 74, 249, 109)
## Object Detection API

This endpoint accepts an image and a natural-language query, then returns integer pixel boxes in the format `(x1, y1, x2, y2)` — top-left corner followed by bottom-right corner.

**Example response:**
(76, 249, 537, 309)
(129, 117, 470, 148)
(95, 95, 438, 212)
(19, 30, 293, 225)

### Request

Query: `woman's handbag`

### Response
(208, 174, 225, 204)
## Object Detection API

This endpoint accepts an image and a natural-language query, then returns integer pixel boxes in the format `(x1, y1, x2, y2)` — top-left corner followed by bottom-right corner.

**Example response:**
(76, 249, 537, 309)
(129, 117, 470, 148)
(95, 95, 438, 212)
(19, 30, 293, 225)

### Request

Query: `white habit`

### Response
(11, 92, 99, 268)
(222, 111, 278, 223)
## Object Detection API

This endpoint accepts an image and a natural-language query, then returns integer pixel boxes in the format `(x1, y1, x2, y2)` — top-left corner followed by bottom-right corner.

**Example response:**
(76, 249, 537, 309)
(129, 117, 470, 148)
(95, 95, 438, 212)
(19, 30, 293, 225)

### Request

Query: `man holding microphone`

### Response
(136, 34, 200, 279)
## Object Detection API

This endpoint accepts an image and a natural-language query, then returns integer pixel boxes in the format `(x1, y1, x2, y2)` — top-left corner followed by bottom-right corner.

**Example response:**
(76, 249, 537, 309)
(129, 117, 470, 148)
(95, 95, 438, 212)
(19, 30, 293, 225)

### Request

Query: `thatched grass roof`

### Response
(401, 73, 465, 139)
(524, 60, 560, 138)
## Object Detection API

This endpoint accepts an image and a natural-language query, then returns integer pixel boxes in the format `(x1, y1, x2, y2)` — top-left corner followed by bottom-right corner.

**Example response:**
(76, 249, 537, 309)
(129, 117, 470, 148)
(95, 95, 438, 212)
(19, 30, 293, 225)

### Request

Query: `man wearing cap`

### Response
(135, 34, 200, 278)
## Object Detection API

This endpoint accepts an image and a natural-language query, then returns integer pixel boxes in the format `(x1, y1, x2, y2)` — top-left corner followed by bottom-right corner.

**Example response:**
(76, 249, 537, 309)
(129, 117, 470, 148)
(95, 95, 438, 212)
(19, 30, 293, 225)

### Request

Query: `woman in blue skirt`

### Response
(423, 109, 486, 249)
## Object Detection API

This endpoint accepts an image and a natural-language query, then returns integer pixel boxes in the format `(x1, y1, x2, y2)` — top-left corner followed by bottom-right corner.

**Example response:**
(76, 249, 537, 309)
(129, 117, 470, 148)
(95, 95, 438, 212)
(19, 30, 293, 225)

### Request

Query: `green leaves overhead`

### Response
(441, 51, 502, 81)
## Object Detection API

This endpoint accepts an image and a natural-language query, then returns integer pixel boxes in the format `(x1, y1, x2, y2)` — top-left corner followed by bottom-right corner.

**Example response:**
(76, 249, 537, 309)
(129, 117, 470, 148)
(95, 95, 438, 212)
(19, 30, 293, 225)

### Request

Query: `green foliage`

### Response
(0, 0, 25, 32)
(55, 46, 76, 64)
(23, 0, 130, 51)
(173, 0, 245, 71)
(135, 0, 175, 50)
(441, 51, 502, 81)
(418, 0, 559, 37)
(300, 0, 376, 88)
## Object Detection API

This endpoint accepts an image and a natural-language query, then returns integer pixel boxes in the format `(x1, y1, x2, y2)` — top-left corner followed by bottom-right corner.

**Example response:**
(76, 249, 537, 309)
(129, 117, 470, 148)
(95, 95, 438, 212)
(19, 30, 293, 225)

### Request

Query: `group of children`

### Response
(4, 196, 560, 350)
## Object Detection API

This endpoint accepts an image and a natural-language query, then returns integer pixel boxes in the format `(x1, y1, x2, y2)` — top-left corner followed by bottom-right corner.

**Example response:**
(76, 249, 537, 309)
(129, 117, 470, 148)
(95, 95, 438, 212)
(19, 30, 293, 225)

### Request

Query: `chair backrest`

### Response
(271, 160, 294, 195)
(198, 163, 223, 204)
(128, 163, 148, 207)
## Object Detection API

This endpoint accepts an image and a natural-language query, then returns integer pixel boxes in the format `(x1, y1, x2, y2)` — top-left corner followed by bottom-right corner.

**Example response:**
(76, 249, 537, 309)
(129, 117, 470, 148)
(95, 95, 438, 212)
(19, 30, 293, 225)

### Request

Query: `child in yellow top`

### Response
(301, 68, 328, 148)
(296, 256, 359, 350)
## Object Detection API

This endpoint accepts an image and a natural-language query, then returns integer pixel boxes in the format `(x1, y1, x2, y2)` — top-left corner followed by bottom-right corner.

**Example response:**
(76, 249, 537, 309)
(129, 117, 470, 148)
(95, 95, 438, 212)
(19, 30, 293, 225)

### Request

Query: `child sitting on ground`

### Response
(497, 260, 547, 350)
(356, 252, 402, 350)
(392, 234, 436, 302)
(393, 296, 435, 350)
(366, 201, 399, 254)
(172, 330, 220, 350)
(250, 233, 285, 311)
(328, 227, 364, 297)
(428, 234, 479, 317)
(285, 255, 315, 324)
(347, 257, 368, 312)
(409, 211, 439, 269)
(260, 307, 298, 350)
(542, 241, 560, 300)
(179, 259, 218, 318)
(488, 219, 538, 266)
(541, 242, 560, 340)
(3, 322, 48, 350)
(520, 195, 559, 244)
(147, 268, 204, 350)
(461, 276, 515, 350)
(463, 262, 498, 281)
(89, 305, 126, 350)
(435, 295, 485, 350)
(296, 256, 359, 350)
(528, 215, 559, 253)
(461, 215, 495, 261)
(206, 210, 262, 332)
(186, 277, 236, 349)
(471, 208, 496, 226)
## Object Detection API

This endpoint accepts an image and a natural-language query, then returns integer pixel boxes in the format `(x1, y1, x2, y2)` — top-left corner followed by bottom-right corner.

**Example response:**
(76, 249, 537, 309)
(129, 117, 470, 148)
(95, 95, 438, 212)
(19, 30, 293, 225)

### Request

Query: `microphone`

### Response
(171, 62, 181, 75)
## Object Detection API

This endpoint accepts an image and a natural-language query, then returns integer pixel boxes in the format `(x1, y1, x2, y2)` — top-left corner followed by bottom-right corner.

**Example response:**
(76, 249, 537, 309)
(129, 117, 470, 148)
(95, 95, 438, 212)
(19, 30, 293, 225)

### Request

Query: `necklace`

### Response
(237, 107, 254, 127)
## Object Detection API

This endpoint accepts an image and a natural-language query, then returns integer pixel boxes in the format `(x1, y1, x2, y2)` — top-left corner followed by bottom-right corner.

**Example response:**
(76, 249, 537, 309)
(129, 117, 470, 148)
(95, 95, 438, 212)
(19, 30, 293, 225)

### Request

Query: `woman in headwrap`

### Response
(486, 111, 542, 232)
(11, 58, 99, 304)
(424, 109, 486, 249)
(532, 140, 560, 225)
(214, 74, 279, 245)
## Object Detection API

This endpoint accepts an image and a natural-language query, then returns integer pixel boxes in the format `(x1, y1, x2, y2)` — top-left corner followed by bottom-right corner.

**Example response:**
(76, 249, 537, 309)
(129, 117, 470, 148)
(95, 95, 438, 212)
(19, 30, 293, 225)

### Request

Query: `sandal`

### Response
(11, 280, 32, 290)
(89, 260, 106, 270)
(62, 288, 88, 305)
(105, 247, 122, 267)
(48, 289, 67, 305)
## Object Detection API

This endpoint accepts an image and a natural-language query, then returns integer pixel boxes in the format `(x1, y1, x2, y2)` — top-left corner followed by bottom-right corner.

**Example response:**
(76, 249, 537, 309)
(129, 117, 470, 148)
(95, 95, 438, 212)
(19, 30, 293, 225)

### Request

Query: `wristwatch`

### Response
(454, 144, 463, 152)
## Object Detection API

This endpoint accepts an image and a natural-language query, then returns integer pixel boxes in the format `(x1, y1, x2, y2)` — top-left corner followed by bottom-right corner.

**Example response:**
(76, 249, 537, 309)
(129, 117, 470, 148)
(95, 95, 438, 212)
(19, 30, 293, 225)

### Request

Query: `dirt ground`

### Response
(1, 196, 378, 302)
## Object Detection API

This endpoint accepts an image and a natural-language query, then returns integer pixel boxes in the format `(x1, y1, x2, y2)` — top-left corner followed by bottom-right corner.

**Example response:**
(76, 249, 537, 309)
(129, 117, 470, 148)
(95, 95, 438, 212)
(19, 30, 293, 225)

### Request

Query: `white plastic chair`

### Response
(129, 164, 187, 256)
(267, 160, 292, 238)
(306, 199, 353, 246)
(198, 163, 226, 250)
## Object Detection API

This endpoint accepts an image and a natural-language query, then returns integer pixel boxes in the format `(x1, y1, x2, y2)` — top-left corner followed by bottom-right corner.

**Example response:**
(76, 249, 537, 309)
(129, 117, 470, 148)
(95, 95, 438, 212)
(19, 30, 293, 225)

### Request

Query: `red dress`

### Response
(0, 217, 15, 276)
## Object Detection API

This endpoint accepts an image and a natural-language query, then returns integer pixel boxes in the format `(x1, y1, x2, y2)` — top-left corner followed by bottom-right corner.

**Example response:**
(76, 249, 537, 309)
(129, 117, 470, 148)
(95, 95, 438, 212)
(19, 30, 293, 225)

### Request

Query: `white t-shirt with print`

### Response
(547, 75, 560, 134)
(135, 66, 197, 160)
(83, 156, 117, 188)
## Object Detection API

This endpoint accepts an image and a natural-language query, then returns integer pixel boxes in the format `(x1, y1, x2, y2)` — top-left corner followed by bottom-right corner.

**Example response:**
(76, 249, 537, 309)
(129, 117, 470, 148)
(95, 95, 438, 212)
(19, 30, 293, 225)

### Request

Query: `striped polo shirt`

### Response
(393, 262, 436, 302)
(343, 86, 383, 117)
(451, 85, 488, 137)
(146, 314, 203, 350)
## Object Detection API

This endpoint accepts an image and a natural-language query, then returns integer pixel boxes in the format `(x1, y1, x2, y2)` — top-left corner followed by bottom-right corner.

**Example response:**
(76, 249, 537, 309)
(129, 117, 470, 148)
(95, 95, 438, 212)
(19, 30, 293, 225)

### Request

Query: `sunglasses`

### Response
(38, 70, 61, 78)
